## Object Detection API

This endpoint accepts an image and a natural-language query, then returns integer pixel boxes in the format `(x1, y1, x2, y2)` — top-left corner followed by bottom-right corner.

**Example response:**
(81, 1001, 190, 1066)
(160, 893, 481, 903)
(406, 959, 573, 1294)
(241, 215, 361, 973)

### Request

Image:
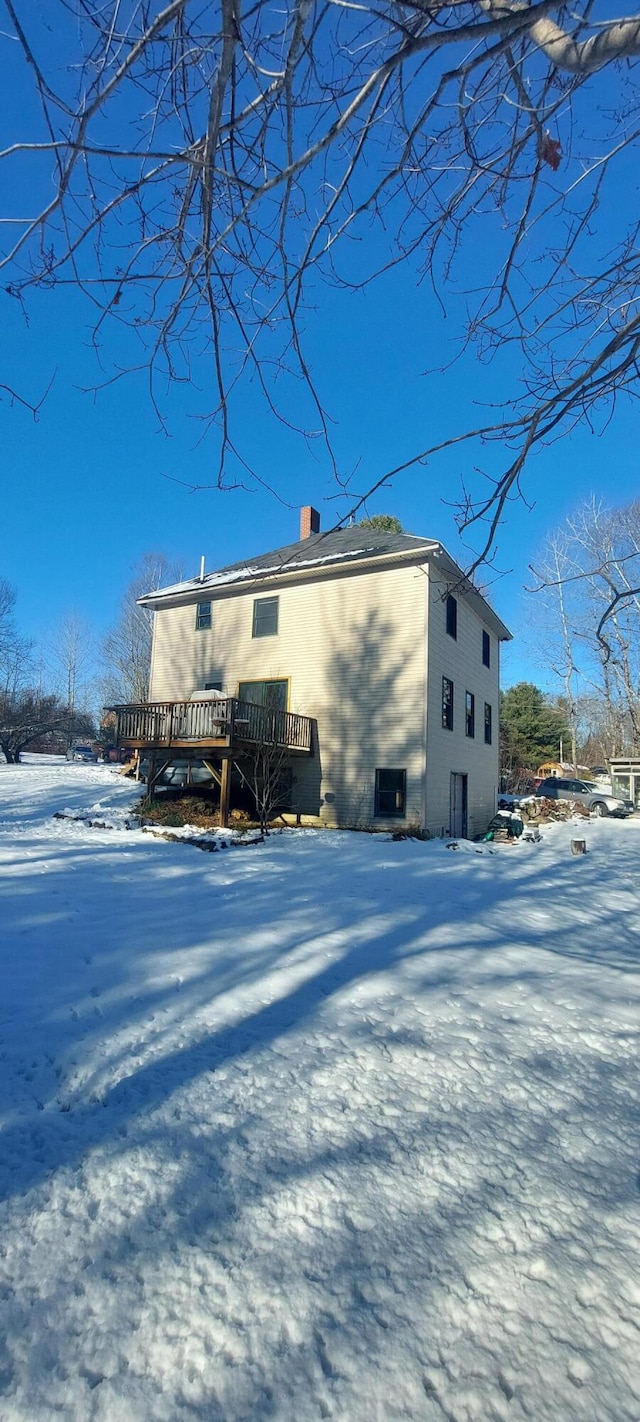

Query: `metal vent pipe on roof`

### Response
(199, 555, 206, 581)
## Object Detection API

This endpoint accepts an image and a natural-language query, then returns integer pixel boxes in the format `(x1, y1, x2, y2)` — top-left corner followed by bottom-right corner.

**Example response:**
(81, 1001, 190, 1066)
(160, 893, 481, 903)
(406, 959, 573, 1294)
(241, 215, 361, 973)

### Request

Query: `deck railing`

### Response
(111, 697, 313, 753)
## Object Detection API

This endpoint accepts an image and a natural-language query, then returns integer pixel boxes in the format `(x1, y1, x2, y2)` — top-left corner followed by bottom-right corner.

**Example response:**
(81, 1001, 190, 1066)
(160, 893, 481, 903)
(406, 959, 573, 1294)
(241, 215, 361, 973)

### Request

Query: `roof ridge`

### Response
(138, 529, 438, 602)
(214, 526, 434, 574)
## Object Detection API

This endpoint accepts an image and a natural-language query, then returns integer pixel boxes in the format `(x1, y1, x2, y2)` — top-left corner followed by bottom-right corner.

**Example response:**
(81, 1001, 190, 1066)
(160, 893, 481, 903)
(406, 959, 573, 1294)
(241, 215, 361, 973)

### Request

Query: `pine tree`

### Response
(359, 515, 404, 534)
(500, 683, 572, 771)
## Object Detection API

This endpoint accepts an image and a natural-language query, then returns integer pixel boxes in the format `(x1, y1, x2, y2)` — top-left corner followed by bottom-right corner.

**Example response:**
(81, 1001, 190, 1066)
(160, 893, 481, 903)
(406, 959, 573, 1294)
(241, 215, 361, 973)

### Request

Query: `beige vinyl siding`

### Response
(425, 566, 500, 838)
(149, 561, 428, 828)
(148, 553, 503, 833)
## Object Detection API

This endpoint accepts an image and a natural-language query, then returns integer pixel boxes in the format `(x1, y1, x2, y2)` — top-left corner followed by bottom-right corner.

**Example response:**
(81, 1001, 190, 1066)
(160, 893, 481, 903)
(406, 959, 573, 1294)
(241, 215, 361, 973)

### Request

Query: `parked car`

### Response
(139, 758, 215, 787)
(535, 777, 633, 818)
(66, 744, 98, 763)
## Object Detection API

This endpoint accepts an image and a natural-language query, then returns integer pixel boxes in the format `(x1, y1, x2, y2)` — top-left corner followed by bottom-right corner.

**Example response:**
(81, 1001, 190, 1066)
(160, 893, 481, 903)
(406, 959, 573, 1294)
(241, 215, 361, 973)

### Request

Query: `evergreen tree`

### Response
(359, 515, 404, 534)
(500, 683, 572, 772)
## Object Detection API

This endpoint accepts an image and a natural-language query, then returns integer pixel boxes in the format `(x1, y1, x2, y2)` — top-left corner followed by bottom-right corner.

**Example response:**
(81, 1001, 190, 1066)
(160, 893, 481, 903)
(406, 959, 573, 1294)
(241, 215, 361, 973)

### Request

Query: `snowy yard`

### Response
(0, 761, 638, 1422)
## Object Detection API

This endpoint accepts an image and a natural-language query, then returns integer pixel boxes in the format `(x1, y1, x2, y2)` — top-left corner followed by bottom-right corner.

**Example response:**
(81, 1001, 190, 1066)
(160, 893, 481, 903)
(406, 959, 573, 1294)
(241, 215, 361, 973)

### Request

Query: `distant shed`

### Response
(537, 761, 592, 780)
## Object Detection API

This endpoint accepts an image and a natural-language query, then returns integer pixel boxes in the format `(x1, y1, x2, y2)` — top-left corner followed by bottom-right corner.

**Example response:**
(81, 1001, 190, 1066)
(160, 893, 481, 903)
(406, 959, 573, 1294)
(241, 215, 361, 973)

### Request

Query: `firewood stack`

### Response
(521, 797, 590, 824)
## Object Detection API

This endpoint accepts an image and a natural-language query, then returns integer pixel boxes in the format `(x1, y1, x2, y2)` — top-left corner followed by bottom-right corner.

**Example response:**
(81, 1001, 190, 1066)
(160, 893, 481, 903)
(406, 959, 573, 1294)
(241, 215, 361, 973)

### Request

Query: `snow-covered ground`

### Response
(0, 761, 638, 1422)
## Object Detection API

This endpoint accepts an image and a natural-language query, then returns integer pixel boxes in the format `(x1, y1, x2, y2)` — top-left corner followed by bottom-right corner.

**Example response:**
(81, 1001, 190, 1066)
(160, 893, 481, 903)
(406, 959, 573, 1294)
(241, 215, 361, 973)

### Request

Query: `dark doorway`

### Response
(450, 772, 468, 837)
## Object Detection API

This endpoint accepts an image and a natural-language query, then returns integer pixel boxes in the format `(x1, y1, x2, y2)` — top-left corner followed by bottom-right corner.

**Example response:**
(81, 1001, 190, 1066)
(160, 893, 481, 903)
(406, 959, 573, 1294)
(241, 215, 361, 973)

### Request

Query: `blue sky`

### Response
(1, 11, 639, 694)
(4, 268, 637, 693)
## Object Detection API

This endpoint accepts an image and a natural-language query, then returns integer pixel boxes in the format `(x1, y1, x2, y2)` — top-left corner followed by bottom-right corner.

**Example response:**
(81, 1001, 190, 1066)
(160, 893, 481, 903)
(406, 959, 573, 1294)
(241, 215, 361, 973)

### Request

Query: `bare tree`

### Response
(243, 735, 292, 835)
(0, 578, 16, 664)
(0, 581, 95, 762)
(103, 551, 183, 704)
(576, 694, 629, 768)
(46, 613, 98, 749)
(532, 532, 581, 771)
(3, 4, 640, 559)
(531, 497, 640, 756)
(573, 501, 640, 752)
(0, 579, 31, 704)
(0, 691, 94, 764)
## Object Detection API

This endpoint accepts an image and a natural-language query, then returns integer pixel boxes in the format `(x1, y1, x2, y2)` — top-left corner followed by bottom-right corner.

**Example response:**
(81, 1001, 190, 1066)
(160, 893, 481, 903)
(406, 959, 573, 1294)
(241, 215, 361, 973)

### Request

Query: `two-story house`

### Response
(114, 509, 511, 837)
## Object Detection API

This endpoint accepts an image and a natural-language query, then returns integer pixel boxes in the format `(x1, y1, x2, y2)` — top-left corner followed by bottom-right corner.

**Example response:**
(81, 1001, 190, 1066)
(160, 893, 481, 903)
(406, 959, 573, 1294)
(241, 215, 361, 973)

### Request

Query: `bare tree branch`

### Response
(2, 1, 640, 564)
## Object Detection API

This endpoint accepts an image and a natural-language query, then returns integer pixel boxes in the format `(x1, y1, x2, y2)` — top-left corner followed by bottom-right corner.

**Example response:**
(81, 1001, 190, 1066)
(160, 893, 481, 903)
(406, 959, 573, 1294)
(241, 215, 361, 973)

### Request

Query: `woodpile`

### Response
(521, 797, 589, 824)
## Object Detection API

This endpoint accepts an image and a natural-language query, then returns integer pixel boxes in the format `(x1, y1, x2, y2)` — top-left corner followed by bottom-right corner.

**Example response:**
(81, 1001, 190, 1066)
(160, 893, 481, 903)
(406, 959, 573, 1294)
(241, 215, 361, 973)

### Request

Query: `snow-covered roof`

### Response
(140, 529, 436, 603)
(138, 526, 512, 640)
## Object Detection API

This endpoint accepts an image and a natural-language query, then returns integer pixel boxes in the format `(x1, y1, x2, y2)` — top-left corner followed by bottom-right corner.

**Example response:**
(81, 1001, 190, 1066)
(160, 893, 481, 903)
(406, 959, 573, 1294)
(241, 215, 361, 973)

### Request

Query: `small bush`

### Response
(392, 822, 432, 841)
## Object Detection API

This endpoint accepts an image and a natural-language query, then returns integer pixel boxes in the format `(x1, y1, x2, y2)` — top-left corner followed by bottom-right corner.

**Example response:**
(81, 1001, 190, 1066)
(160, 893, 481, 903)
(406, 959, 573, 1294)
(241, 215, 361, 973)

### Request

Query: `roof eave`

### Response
(137, 541, 440, 608)
(138, 538, 512, 641)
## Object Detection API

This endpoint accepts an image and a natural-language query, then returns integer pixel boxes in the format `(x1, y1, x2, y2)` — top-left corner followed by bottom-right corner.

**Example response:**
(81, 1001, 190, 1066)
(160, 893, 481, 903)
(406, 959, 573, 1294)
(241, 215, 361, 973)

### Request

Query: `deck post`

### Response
(219, 756, 231, 828)
(147, 751, 156, 802)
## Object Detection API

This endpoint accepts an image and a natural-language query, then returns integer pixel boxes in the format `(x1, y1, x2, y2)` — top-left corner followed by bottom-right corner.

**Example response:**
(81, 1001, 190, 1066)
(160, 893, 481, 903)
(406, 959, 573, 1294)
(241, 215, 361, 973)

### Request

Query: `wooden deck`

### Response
(110, 696, 314, 756)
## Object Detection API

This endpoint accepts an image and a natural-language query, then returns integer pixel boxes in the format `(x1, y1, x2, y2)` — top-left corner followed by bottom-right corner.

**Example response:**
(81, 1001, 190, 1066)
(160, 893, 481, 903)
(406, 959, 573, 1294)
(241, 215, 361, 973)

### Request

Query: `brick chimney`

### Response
(300, 505, 321, 540)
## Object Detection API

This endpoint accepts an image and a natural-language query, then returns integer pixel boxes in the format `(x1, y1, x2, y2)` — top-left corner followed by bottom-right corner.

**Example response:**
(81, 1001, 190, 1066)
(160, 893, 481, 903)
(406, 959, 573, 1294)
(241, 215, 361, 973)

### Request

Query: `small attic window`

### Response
(446, 594, 457, 639)
(196, 602, 211, 630)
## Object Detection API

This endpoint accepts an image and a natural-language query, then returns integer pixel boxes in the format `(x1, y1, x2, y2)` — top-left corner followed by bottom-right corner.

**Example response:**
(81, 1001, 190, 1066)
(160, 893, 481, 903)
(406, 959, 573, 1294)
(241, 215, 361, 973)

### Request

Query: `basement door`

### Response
(450, 772, 468, 838)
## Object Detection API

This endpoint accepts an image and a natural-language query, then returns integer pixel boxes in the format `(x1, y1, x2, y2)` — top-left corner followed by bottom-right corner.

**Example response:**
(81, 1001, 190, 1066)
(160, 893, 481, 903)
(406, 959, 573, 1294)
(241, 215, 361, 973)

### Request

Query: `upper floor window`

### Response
(196, 601, 211, 630)
(252, 596, 279, 637)
(484, 702, 492, 745)
(465, 691, 475, 739)
(446, 595, 457, 640)
(482, 630, 491, 668)
(375, 768, 406, 817)
(442, 676, 454, 731)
